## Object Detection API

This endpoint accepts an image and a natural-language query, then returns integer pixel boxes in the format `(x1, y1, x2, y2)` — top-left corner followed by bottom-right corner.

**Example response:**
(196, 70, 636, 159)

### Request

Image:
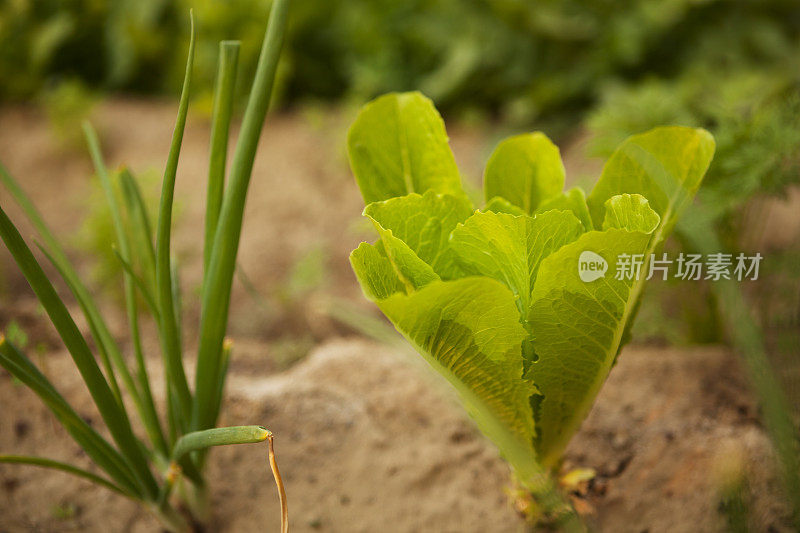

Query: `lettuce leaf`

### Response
(347, 92, 467, 205)
(484, 132, 565, 214)
(450, 210, 583, 322)
(364, 191, 472, 279)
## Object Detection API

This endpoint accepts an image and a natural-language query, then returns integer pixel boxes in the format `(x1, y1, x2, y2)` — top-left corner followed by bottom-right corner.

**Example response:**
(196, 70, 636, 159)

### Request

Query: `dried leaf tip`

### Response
(266, 432, 288, 533)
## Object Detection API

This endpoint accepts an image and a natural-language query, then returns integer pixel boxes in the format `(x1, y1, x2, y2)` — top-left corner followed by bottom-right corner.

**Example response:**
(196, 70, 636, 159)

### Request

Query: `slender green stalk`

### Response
(0, 337, 142, 496)
(36, 243, 125, 406)
(170, 258, 184, 341)
(155, 12, 196, 426)
(0, 202, 159, 499)
(193, 0, 291, 432)
(172, 426, 271, 460)
(119, 168, 157, 290)
(117, 168, 164, 433)
(112, 247, 160, 318)
(84, 124, 168, 457)
(2, 158, 167, 469)
(149, 500, 190, 533)
(214, 339, 233, 423)
(0, 455, 129, 497)
(205, 40, 240, 277)
(0, 162, 124, 406)
(0, 8, 293, 530)
(160, 426, 273, 507)
(714, 283, 800, 526)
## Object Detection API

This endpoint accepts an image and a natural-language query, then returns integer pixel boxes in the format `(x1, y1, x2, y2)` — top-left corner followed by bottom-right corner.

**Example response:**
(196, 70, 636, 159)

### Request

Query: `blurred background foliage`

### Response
(3, 0, 800, 198)
(2, 0, 798, 116)
(1, 0, 798, 346)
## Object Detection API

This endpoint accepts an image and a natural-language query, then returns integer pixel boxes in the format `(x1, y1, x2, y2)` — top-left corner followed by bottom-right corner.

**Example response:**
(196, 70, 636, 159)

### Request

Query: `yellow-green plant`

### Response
(0, 3, 290, 531)
(348, 91, 715, 526)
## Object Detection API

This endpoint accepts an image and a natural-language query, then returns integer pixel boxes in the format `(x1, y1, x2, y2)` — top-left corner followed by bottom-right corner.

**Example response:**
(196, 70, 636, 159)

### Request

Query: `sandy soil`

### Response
(0, 335, 791, 532)
(0, 101, 796, 532)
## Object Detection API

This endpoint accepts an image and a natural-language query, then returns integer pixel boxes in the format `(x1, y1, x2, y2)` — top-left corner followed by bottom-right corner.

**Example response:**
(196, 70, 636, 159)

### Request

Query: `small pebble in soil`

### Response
(13, 419, 29, 439)
(611, 433, 628, 449)
(605, 454, 633, 477)
(449, 428, 471, 443)
(591, 478, 608, 496)
(2, 477, 19, 493)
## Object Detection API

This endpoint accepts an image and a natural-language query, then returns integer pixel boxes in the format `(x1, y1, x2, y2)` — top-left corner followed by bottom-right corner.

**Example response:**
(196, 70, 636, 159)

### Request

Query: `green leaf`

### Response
(587, 126, 715, 233)
(526, 128, 714, 467)
(172, 426, 270, 462)
(1, 160, 124, 407)
(484, 196, 526, 216)
(524, 128, 713, 467)
(0, 202, 158, 499)
(484, 132, 564, 214)
(193, 0, 291, 432)
(0, 338, 142, 497)
(119, 168, 156, 290)
(155, 13, 195, 427)
(376, 278, 536, 447)
(528, 228, 654, 467)
(350, 242, 405, 301)
(372, 226, 440, 292)
(118, 168, 164, 459)
(602, 193, 660, 232)
(450, 210, 583, 321)
(0, 455, 129, 497)
(111, 247, 160, 319)
(205, 40, 240, 277)
(536, 186, 594, 231)
(364, 191, 472, 279)
(84, 124, 168, 456)
(347, 92, 466, 204)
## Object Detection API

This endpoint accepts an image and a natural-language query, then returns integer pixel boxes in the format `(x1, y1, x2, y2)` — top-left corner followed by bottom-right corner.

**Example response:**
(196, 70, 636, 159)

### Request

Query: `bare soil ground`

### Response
(0, 101, 795, 532)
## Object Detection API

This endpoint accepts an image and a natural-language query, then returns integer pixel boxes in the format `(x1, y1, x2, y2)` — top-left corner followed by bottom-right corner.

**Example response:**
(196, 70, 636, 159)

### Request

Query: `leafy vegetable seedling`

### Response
(348, 92, 714, 518)
(0, 2, 290, 532)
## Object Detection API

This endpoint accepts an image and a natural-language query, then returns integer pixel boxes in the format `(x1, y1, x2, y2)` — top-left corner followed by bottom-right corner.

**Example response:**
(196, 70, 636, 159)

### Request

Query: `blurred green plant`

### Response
(5, 320, 29, 349)
(39, 78, 97, 149)
(678, 216, 800, 529)
(3, 0, 799, 123)
(589, 69, 800, 344)
(714, 446, 751, 533)
(588, 70, 800, 221)
(75, 167, 162, 298)
(347, 91, 715, 528)
(281, 244, 327, 301)
(590, 69, 800, 526)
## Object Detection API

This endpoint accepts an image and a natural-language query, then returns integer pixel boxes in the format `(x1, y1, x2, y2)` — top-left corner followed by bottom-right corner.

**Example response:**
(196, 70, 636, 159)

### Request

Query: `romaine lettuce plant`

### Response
(348, 92, 714, 505)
